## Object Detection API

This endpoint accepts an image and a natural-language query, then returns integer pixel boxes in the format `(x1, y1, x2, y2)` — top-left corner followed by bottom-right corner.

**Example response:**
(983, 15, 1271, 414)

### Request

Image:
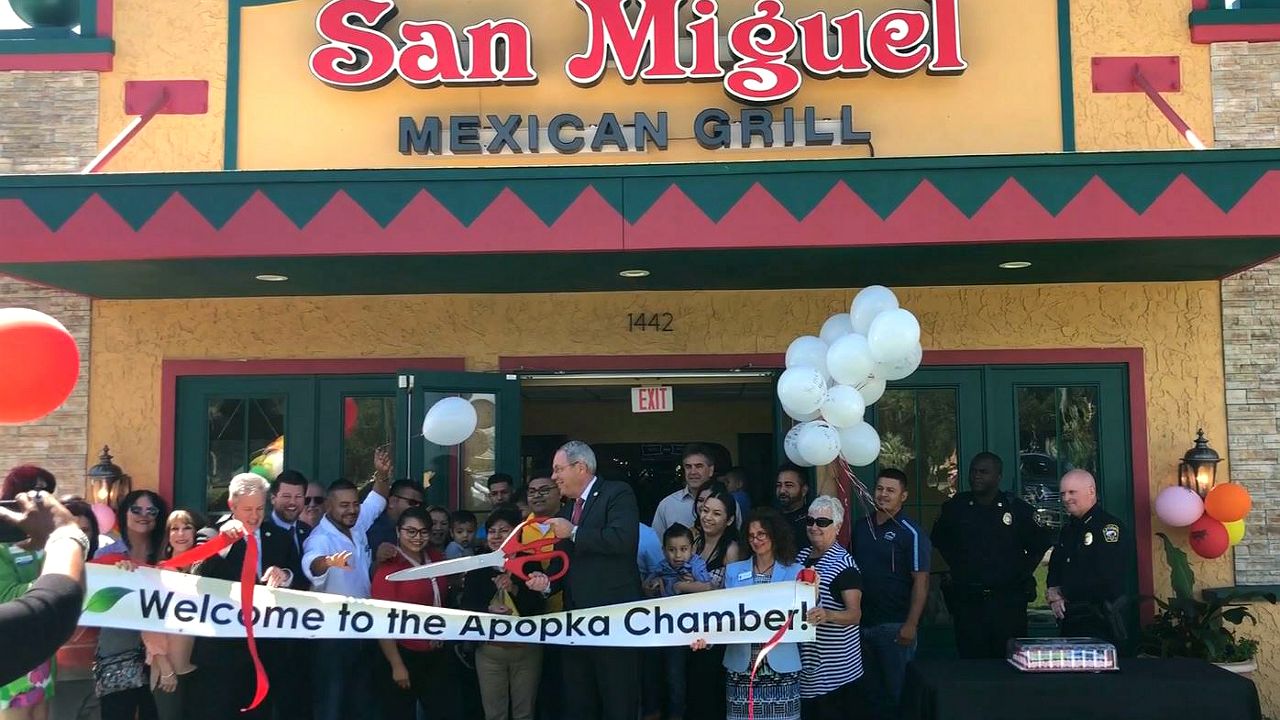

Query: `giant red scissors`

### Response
(386, 516, 568, 583)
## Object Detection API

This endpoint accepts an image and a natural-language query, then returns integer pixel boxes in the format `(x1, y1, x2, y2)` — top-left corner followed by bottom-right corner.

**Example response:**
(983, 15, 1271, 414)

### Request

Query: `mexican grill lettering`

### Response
(309, 0, 966, 102)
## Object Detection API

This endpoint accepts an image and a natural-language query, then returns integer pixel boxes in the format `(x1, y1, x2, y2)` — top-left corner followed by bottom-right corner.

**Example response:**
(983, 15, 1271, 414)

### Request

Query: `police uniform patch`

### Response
(1103, 524, 1120, 543)
(1084, 532, 1093, 546)
(1002, 512, 1012, 526)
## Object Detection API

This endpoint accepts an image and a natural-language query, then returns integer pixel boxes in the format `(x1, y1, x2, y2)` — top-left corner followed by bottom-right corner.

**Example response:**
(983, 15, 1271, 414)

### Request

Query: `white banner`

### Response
(80, 566, 816, 647)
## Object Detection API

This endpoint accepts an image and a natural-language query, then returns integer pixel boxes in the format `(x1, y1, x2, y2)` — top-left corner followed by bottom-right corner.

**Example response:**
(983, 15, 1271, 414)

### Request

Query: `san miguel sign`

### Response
(308, 0, 968, 154)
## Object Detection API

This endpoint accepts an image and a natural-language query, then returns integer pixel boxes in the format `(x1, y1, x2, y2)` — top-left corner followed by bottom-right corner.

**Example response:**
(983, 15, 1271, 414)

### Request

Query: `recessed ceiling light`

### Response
(998, 261, 1032, 270)
(255, 274, 289, 282)
(619, 269, 651, 278)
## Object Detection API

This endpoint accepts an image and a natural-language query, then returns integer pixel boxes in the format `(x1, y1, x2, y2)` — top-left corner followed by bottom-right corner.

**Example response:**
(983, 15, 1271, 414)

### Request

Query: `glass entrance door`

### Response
(846, 363, 1134, 654)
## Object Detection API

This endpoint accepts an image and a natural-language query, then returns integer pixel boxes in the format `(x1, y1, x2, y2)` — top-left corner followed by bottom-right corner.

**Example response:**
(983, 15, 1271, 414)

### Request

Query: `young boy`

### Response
(643, 524, 711, 720)
(446, 510, 478, 559)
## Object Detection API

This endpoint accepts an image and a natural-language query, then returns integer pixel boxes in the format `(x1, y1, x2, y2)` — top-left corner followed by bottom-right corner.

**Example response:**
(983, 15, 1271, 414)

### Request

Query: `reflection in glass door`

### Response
(990, 368, 1130, 636)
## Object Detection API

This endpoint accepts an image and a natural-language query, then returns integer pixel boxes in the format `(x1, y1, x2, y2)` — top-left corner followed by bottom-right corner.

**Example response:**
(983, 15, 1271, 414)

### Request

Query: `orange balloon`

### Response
(1204, 483, 1252, 524)
(0, 309, 79, 424)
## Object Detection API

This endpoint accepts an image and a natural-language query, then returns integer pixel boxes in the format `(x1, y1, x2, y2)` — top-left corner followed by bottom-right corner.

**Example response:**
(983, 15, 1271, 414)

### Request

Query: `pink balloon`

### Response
(1154, 486, 1204, 528)
(92, 503, 116, 533)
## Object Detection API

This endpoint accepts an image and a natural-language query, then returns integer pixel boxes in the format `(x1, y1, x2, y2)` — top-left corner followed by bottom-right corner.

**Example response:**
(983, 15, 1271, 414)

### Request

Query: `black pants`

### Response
(376, 645, 459, 720)
(100, 686, 158, 720)
(189, 663, 272, 720)
(951, 595, 1028, 659)
(265, 639, 311, 720)
(536, 645, 564, 720)
(561, 646, 639, 720)
(801, 681, 869, 720)
(684, 643, 726, 719)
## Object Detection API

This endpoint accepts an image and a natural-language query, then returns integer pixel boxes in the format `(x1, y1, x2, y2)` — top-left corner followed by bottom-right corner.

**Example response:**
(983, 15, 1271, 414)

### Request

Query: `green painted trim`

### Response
(224, 0, 244, 170)
(225, 0, 301, 170)
(0, 37, 112, 54)
(1190, 8, 1280, 23)
(79, 0, 98, 38)
(1057, 0, 1076, 152)
(1201, 586, 1280, 603)
(4, 147, 1279, 191)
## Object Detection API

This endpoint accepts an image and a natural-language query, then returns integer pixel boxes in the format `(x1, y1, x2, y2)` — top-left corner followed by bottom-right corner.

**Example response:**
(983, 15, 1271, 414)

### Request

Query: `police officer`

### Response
(932, 452, 1052, 659)
(1047, 469, 1129, 647)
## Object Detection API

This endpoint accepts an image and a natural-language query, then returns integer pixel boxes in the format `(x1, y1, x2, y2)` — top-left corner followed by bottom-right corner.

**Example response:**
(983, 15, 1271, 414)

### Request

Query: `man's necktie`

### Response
(571, 497, 585, 525)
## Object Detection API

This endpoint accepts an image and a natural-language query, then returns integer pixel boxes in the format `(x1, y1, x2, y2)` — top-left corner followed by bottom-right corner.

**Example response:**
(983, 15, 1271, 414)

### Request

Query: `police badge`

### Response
(1002, 512, 1012, 526)
(1084, 532, 1093, 546)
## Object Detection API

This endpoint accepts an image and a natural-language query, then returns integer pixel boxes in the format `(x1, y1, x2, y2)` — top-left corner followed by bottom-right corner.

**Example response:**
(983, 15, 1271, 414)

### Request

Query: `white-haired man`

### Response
(189, 472, 311, 720)
(527, 440, 640, 720)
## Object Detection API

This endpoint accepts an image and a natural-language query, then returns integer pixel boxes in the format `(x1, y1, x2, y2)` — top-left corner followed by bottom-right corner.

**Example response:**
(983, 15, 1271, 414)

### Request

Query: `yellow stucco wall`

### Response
(1068, 0, 1213, 151)
(95, 0, 1215, 171)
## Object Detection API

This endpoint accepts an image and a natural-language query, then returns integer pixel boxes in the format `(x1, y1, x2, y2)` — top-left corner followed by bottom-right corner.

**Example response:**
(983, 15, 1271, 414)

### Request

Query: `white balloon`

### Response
(422, 396, 478, 446)
(838, 422, 881, 466)
(783, 424, 812, 467)
(797, 421, 842, 466)
(868, 308, 921, 363)
(851, 285, 900, 334)
(827, 334, 876, 386)
(819, 313, 854, 345)
(820, 385, 866, 428)
(858, 378, 887, 405)
(783, 402, 822, 422)
(776, 366, 827, 415)
(785, 336, 829, 378)
(876, 343, 923, 381)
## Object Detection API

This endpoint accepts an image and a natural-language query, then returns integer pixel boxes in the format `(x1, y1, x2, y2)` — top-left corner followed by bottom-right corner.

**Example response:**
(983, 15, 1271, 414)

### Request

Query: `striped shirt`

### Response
(795, 545, 863, 698)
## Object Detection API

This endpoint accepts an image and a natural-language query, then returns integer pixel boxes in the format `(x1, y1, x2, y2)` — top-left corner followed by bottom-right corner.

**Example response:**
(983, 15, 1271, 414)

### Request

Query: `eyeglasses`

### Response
(399, 527, 428, 539)
(804, 516, 835, 528)
(304, 496, 324, 506)
(527, 486, 555, 497)
(392, 494, 423, 508)
(129, 505, 160, 518)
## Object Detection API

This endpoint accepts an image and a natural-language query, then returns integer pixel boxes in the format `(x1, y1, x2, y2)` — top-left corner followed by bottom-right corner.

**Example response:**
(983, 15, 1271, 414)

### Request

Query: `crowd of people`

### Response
(0, 439, 1128, 720)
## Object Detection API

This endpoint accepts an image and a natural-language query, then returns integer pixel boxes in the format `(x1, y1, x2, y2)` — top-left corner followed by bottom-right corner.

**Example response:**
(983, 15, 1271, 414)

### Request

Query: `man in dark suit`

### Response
(263, 470, 313, 720)
(530, 440, 640, 720)
(191, 472, 309, 720)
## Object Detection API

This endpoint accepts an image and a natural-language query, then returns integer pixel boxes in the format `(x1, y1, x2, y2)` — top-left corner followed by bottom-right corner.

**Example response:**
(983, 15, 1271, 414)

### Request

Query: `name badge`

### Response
(737, 571, 753, 581)
(12, 553, 34, 566)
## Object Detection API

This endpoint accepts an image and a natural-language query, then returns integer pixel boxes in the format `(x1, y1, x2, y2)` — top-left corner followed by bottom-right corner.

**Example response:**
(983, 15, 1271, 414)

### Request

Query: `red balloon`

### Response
(343, 397, 359, 437)
(1189, 515, 1230, 559)
(0, 309, 79, 424)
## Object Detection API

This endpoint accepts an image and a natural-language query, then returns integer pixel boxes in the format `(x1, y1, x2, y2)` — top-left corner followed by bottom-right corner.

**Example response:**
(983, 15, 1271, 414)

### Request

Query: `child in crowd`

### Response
(446, 510, 478, 559)
(643, 524, 711, 720)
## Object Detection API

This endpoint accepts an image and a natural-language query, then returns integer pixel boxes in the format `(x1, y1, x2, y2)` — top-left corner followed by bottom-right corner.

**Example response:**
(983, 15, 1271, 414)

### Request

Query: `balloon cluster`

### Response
(777, 286, 922, 468)
(1153, 483, 1252, 559)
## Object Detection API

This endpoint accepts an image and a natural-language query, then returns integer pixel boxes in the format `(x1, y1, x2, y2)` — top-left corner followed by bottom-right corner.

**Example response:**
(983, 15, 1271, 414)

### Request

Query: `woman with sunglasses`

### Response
(93, 490, 169, 720)
(371, 507, 459, 720)
(796, 496, 866, 720)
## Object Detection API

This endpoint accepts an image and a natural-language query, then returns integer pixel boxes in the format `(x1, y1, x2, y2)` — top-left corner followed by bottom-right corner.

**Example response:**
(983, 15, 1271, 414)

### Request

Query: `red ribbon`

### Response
(156, 530, 269, 712)
(239, 533, 269, 712)
(748, 608, 799, 720)
(155, 532, 233, 570)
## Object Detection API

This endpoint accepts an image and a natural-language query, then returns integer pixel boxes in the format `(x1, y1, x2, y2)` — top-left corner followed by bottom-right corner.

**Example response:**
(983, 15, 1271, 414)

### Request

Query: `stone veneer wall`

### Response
(0, 71, 98, 491)
(1215, 41, 1280, 584)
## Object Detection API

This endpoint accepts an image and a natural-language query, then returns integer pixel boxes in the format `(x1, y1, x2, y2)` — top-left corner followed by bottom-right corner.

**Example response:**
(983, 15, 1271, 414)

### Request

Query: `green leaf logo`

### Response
(84, 586, 132, 613)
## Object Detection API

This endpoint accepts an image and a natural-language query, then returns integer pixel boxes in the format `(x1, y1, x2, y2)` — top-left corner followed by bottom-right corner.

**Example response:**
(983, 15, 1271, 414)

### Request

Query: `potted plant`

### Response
(1138, 533, 1275, 676)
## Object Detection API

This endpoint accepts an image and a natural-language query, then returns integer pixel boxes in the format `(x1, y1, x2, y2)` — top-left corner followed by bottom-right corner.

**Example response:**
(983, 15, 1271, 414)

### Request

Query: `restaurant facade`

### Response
(4, 0, 1280, 712)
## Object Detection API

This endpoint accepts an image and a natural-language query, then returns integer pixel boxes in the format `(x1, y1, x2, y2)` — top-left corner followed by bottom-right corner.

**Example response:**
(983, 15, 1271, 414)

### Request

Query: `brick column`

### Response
(1214, 41, 1280, 583)
(0, 70, 98, 493)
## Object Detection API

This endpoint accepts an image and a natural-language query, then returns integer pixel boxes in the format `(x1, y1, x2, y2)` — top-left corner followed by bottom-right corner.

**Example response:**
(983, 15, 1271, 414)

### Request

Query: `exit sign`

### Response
(631, 386, 673, 413)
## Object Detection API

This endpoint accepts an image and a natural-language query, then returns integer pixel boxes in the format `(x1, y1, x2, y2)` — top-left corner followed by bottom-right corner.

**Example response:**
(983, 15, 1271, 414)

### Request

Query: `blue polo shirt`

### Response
(850, 512, 931, 626)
